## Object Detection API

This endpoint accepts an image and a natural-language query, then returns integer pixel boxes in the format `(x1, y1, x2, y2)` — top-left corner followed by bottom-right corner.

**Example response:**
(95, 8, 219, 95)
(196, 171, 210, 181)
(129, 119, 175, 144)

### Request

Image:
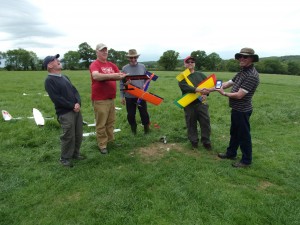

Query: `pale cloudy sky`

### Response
(1, 0, 299, 61)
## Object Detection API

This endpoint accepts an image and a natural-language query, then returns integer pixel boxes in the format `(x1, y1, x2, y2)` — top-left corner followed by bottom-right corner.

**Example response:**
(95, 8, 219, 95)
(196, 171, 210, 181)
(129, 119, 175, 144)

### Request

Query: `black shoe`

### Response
(191, 142, 198, 150)
(203, 143, 212, 150)
(100, 148, 108, 154)
(59, 158, 73, 167)
(217, 153, 237, 160)
(73, 155, 86, 160)
(232, 161, 250, 168)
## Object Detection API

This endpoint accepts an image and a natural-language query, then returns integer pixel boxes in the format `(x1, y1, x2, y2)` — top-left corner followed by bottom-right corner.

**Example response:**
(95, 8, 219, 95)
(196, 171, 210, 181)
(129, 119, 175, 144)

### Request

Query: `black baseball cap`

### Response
(43, 54, 60, 69)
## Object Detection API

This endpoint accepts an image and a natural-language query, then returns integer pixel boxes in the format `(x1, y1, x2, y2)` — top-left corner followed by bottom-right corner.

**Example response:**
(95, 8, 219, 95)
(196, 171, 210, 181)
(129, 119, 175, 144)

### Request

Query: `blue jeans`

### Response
(226, 109, 252, 164)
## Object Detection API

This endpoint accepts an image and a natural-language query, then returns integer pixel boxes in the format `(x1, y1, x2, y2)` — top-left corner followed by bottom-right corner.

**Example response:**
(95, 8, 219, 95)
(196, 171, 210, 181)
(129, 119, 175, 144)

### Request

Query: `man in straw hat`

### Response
(120, 49, 150, 134)
(213, 47, 260, 168)
(89, 43, 127, 155)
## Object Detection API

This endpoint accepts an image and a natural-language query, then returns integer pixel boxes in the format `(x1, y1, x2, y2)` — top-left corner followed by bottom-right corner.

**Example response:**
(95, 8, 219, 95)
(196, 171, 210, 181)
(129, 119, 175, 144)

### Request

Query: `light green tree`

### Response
(158, 50, 179, 71)
(64, 51, 81, 70)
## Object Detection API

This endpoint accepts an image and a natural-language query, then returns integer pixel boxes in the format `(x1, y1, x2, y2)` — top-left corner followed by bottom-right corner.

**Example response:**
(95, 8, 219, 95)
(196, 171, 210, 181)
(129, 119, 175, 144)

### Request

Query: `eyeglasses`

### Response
(186, 61, 195, 64)
(129, 57, 138, 59)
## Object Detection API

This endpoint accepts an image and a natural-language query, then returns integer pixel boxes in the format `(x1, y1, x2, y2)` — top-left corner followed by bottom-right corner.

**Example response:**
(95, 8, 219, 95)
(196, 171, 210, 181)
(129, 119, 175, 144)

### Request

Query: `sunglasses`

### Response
(186, 61, 195, 64)
(238, 55, 250, 59)
(129, 57, 138, 59)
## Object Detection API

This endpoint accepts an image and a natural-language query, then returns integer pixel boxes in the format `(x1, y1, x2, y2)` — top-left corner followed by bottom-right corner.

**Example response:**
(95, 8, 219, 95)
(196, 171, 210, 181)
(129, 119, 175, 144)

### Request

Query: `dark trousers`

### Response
(125, 98, 150, 126)
(58, 111, 83, 159)
(226, 109, 252, 164)
(184, 102, 211, 144)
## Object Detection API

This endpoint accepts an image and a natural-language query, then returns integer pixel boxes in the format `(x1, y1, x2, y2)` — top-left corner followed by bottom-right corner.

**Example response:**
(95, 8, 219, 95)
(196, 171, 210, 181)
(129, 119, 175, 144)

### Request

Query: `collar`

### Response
(48, 73, 62, 77)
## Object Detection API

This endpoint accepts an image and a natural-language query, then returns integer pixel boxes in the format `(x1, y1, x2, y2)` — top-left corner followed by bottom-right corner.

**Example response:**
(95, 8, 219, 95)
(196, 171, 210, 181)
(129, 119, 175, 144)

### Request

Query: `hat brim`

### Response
(184, 56, 195, 63)
(235, 53, 259, 62)
(126, 54, 140, 57)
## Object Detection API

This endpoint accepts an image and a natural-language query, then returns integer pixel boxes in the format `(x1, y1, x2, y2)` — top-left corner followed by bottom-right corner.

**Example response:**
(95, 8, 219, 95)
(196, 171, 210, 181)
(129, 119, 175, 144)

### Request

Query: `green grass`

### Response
(0, 70, 299, 225)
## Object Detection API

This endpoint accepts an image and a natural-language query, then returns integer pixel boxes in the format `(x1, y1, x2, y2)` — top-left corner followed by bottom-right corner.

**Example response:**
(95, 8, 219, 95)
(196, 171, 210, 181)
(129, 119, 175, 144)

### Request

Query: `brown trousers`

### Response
(92, 99, 115, 149)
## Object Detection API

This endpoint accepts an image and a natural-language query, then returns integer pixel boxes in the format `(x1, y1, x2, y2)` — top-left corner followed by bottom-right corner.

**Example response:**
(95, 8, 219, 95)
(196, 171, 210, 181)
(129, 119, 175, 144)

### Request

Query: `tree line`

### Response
(1, 42, 300, 75)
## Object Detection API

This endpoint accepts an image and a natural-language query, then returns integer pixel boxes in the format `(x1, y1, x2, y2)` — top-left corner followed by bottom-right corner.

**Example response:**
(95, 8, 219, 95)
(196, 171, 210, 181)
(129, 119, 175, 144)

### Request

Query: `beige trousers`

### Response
(92, 99, 115, 149)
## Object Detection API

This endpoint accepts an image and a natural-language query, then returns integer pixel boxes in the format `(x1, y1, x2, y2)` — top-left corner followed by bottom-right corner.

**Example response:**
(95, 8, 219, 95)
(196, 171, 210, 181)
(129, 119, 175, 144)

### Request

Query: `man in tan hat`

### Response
(214, 47, 260, 168)
(89, 43, 127, 154)
(120, 49, 150, 134)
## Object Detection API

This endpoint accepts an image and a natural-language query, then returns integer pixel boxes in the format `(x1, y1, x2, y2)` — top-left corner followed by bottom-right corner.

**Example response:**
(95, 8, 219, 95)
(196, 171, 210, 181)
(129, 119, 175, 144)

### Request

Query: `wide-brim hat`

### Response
(184, 56, 195, 63)
(235, 47, 259, 62)
(126, 49, 140, 57)
(43, 54, 60, 69)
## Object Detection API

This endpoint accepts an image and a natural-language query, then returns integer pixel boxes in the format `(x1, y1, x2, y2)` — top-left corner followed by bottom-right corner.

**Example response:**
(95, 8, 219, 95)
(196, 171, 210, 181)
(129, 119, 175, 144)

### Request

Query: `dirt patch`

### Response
(257, 181, 273, 190)
(131, 142, 199, 162)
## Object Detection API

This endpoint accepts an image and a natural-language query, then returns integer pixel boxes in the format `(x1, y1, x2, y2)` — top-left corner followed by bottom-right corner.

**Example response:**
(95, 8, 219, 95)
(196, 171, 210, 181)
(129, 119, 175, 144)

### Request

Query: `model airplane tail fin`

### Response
(145, 71, 158, 81)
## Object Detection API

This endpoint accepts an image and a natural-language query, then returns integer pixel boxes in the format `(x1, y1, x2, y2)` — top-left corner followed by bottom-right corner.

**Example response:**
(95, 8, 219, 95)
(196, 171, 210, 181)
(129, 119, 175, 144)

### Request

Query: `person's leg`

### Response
(73, 111, 83, 157)
(184, 105, 198, 146)
(93, 100, 111, 150)
(138, 100, 150, 125)
(59, 111, 75, 159)
(138, 100, 150, 133)
(226, 110, 239, 157)
(126, 98, 137, 133)
(197, 104, 211, 145)
(238, 110, 252, 164)
(106, 100, 116, 143)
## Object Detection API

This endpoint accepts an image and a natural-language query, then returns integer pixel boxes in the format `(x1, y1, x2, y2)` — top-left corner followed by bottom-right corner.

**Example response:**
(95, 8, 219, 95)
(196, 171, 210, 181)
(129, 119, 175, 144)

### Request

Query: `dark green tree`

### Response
(260, 59, 288, 74)
(191, 50, 207, 70)
(206, 52, 222, 71)
(4, 48, 39, 70)
(108, 49, 127, 69)
(226, 59, 240, 72)
(287, 61, 300, 75)
(64, 51, 81, 70)
(158, 50, 179, 71)
(78, 42, 96, 69)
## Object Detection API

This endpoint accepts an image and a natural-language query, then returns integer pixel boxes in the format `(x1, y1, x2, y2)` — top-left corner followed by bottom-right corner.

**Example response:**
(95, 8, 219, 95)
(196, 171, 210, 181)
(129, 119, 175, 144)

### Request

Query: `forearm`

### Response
(92, 72, 123, 81)
(222, 88, 246, 99)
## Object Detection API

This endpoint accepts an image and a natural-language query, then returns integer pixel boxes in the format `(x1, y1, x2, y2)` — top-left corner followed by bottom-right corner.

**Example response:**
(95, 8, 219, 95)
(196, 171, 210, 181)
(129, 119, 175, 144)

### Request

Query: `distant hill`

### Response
(260, 55, 300, 62)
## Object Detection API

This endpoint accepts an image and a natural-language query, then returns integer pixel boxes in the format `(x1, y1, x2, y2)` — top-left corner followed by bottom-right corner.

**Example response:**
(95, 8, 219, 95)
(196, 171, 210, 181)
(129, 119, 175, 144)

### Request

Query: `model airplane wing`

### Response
(2, 110, 13, 121)
(176, 69, 194, 86)
(124, 84, 163, 106)
(33, 108, 45, 126)
(83, 129, 121, 137)
(174, 74, 217, 108)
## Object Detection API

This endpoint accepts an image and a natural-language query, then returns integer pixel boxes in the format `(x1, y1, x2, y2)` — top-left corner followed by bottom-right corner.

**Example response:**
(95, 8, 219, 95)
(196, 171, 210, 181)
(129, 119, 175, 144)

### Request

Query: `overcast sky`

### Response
(1, 0, 300, 61)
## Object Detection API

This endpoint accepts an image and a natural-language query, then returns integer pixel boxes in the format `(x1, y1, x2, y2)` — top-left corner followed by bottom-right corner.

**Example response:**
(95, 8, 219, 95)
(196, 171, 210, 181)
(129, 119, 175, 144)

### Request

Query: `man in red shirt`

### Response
(89, 43, 127, 154)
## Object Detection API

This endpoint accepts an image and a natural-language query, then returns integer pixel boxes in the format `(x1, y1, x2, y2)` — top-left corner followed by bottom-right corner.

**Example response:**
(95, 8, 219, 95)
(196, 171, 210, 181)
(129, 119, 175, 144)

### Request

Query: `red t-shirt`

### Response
(89, 60, 120, 100)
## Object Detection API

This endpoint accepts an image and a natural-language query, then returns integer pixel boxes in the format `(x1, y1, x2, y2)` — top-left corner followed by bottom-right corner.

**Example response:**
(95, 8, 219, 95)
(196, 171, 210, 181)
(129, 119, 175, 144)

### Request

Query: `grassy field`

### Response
(0, 70, 299, 225)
